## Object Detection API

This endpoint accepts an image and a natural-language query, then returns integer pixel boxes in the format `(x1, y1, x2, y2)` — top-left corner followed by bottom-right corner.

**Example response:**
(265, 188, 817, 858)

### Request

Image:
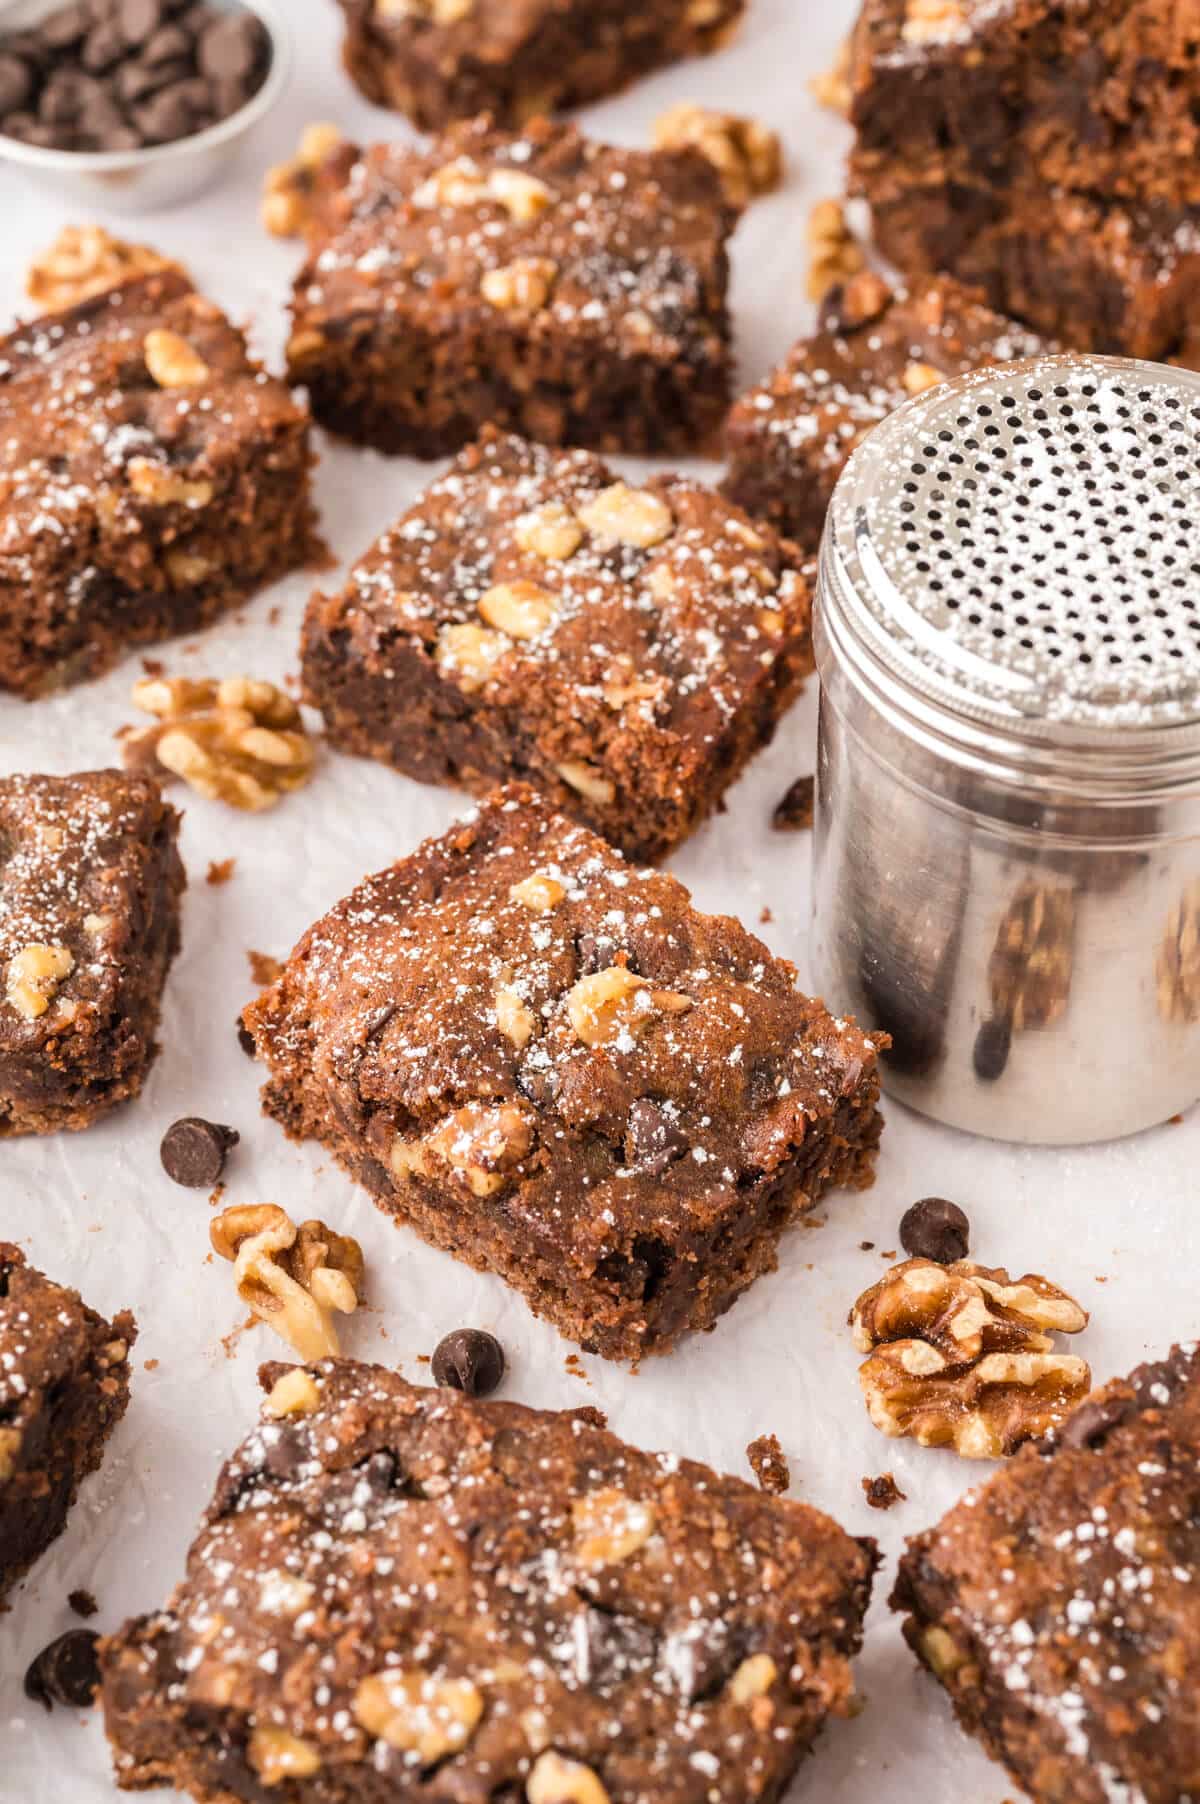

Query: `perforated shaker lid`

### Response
(823, 355, 1200, 738)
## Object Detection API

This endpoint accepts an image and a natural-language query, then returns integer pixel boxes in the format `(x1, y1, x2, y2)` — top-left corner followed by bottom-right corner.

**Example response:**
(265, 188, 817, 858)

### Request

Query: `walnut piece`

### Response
(211, 1204, 364, 1361)
(247, 1727, 322, 1784)
(989, 881, 1076, 1032)
(353, 1670, 483, 1762)
(144, 328, 209, 389)
(729, 1654, 777, 1703)
(652, 103, 781, 207)
(809, 36, 852, 114)
(1157, 880, 1200, 1024)
(565, 966, 693, 1046)
(6, 943, 74, 1021)
(902, 360, 945, 397)
(481, 257, 558, 313)
(124, 675, 315, 812)
(572, 1488, 656, 1566)
(414, 158, 554, 221)
(495, 983, 536, 1049)
(436, 622, 509, 693)
(509, 873, 566, 912)
(390, 1100, 535, 1198)
(26, 225, 180, 314)
(262, 1368, 322, 1418)
(852, 1256, 1091, 1458)
(577, 483, 673, 549)
(478, 580, 558, 638)
(126, 459, 214, 508)
(555, 761, 617, 808)
(807, 197, 864, 301)
(902, 0, 969, 45)
(377, 0, 474, 20)
(514, 502, 584, 562)
(0, 1425, 21, 1482)
(527, 1752, 611, 1804)
(262, 122, 349, 238)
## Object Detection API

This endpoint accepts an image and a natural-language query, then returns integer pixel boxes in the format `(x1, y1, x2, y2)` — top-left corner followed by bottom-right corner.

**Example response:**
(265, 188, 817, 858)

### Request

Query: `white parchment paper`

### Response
(1, 3, 1197, 1798)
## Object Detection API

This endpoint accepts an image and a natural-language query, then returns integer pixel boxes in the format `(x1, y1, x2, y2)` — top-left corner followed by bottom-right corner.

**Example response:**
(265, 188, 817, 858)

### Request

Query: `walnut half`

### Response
(26, 225, 181, 314)
(123, 675, 316, 812)
(211, 1205, 364, 1360)
(852, 1257, 1091, 1458)
(652, 103, 782, 207)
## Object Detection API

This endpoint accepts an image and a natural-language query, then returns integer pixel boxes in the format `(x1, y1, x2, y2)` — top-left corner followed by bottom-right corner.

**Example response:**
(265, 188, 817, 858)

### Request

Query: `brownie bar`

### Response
(723, 276, 1048, 550)
(0, 269, 319, 697)
(893, 1343, 1200, 1803)
(286, 116, 735, 458)
(1, 1243, 135, 1601)
(102, 1358, 877, 1799)
(0, 770, 185, 1135)
(242, 787, 884, 1361)
(847, 1, 1200, 359)
(302, 428, 814, 864)
(337, 0, 745, 132)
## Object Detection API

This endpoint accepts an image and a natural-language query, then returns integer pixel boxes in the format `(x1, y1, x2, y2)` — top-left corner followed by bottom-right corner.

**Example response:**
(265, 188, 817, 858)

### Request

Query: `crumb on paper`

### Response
(143, 1357, 159, 1372)
(773, 774, 815, 831)
(800, 1215, 827, 1231)
(759, 905, 774, 924)
(207, 858, 236, 886)
(140, 657, 165, 678)
(862, 1472, 906, 1510)
(209, 1182, 226, 1209)
(860, 1239, 875, 1251)
(747, 1433, 790, 1494)
(68, 1588, 98, 1618)
(248, 949, 284, 986)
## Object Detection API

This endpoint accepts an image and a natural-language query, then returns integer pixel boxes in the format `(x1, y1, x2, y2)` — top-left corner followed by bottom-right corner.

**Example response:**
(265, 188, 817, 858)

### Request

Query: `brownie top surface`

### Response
(104, 1357, 874, 1797)
(0, 1243, 116, 1437)
(729, 279, 1047, 475)
(0, 272, 306, 560)
(325, 428, 810, 759)
(0, 769, 177, 1054)
(341, 0, 655, 54)
(294, 116, 731, 357)
(246, 786, 877, 1253)
(901, 1342, 1200, 1769)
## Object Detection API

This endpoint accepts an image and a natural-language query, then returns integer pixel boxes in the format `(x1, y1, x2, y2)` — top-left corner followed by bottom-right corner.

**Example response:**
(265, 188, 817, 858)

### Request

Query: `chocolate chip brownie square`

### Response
(302, 428, 813, 864)
(1, 1243, 135, 1601)
(0, 770, 184, 1135)
(242, 786, 884, 1361)
(101, 1358, 876, 1798)
(286, 116, 735, 459)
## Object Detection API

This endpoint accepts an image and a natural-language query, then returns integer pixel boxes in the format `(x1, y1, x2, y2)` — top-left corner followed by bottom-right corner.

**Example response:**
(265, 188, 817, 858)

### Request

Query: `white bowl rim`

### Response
(0, 0, 291, 172)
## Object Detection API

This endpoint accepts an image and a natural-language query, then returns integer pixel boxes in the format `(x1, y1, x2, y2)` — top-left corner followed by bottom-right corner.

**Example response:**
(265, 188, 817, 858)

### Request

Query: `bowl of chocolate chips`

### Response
(0, 0, 289, 210)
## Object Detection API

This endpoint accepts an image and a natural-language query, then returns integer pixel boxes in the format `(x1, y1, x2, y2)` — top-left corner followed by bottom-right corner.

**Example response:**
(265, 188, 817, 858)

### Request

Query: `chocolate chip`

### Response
(431, 1329, 505, 1398)
(1055, 1394, 1130, 1452)
(81, 20, 125, 69)
(0, 54, 33, 113)
(40, 4, 93, 49)
(119, 0, 164, 45)
(197, 10, 263, 82)
(972, 1015, 1011, 1082)
(24, 1631, 101, 1711)
(86, 120, 141, 149)
(160, 1116, 239, 1187)
(143, 20, 190, 61)
(772, 774, 815, 832)
(132, 77, 196, 140)
(625, 1098, 687, 1175)
(899, 1196, 970, 1264)
(237, 1019, 257, 1057)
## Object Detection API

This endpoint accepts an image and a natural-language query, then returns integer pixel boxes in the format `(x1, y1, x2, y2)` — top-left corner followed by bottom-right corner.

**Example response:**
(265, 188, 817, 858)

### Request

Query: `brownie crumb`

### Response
(747, 1433, 790, 1494)
(68, 1588, 98, 1619)
(862, 1472, 906, 1510)
(759, 905, 774, 924)
(24, 1630, 101, 1710)
(247, 949, 284, 986)
(772, 774, 815, 831)
(206, 857, 235, 886)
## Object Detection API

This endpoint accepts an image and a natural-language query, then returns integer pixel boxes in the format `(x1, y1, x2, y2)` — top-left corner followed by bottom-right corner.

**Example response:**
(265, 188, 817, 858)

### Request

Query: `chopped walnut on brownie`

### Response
(723, 274, 1049, 549)
(286, 116, 735, 459)
(1, 1243, 135, 1601)
(101, 1359, 877, 1800)
(894, 1342, 1200, 1802)
(0, 261, 320, 697)
(303, 428, 813, 864)
(335, 0, 745, 131)
(242, 787, 885, 1361)
(0, 770, 184, 1136)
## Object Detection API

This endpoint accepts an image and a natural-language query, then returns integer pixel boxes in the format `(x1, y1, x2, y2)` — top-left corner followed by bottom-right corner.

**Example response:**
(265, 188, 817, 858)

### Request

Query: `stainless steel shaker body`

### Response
(811, 356, 1200, 1143)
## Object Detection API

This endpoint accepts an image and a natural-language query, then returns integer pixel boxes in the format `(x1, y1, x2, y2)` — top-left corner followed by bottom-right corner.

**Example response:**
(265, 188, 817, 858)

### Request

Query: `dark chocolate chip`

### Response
(197, 10, 263, 81)
(143, 20, 191, 61)
(160, 1116, 239, 1187)
(431, 1329, 505, 1398)
(39, 70, 103, 124)
(68, 1587, 99, 1618)
(625, 1098, 687, 1175)
(972, 1015, 1011, 1082)
(899, 1196, 970, 1265)
(80, 20, 125, 68)
(40, 3, 94, 49)
(1055, 1393, 1130, 1452)
(119, 0, 165, 44)
(0, 54, 33, 113)
(133, 79, 195, 139)
(772, 774, 815, 832)
(210, 71, 250, 118)
(237, 1019, 257, 1057)
(23, 1631, 101, 1711)
(85, 121, 142, 149)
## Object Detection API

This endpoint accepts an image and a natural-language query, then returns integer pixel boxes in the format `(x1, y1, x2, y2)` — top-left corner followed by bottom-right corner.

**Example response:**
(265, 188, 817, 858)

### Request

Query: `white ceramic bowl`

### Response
(0, 0, 290, 213)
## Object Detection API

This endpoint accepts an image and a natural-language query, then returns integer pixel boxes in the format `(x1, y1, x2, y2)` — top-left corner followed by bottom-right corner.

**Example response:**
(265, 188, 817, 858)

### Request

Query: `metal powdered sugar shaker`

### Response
(811, 355, 1200, 1143)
